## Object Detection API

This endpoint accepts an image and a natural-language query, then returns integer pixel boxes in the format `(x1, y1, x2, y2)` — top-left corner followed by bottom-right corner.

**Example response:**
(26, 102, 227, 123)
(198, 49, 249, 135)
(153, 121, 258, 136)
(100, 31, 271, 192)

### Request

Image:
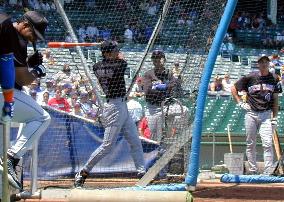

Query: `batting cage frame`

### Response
(0, 0, 239, 201)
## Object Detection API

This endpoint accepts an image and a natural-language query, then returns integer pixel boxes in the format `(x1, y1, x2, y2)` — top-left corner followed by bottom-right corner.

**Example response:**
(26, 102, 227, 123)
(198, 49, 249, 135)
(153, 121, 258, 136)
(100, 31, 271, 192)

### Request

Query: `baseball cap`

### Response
(63, 83, 72, 89)
(100, 40, 119, 53)
(23, 11, 48, 41)
(257, 55, 270, 63)
(151, 50, 165, 59)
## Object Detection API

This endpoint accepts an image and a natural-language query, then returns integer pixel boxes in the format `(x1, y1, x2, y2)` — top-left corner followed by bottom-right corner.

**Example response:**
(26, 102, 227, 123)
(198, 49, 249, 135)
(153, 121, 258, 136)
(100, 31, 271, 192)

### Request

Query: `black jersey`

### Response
(235, 72, 282, 111)
(0, 13, 28, 67)
(0, 13, 28, 90)
(143, 68, 180, 106)
(93, 58, 127, 99)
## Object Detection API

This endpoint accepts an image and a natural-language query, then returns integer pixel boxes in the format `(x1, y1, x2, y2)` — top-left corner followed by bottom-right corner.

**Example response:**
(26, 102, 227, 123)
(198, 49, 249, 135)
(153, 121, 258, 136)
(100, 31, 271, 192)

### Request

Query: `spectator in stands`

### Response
(50, 1, 56, 10)
(124, 25, 133, 43)
(85, 110, 97, 121)
(130, 77, 144, 98)
(44, 78, 56, 98)
(80, 91, 92, 114)
(145, 25, 153, 41)
(43, 48, 55, 65)
(261, 30, 274, 48)
(147, 0, 158, 16)
(29, 0, 40, 10)
(270, 54, 284, 67)
(101, 26, 111, 41)
(275, 30, 284, 48)
(30, 90, 38, 101)
(209, 75, 223, 92)
(55, 63, 75, 84)
(69, 91, 79, 108)
(71, 101, 84, 117)
(40, 0, 50, 11)
(30, 79, 43, 93)
(127, 97, 143, 126)
(41, 91, 50, 106)
(139, 0, 149, 12)
(222, 73, 232, 92)
(138, 116, 151, 139)
(48, 89, 71, 112)
(86, 22, 99, 42)
(78, 25, 86, 42)
(172, 61, 181, 78)
(65, 33, 73, 42)
(62, 83, 73, 99)
(177, 12, 188, 26)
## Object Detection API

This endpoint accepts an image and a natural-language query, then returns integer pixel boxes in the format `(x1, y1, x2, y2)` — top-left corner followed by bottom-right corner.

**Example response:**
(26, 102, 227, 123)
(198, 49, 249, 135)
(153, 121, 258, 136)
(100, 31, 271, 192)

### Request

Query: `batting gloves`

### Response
(27, 51, 43, 67)
(152, 83, 168, 90)
(271, 118, 278, 129)
(2, 101, 14, 122)
(31, 65, 46, 78)
(238, 101, 251, 111)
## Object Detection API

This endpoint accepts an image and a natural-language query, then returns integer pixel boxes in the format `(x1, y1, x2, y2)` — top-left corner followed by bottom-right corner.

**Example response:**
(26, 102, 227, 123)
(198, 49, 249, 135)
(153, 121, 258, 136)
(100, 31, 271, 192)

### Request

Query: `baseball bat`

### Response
(272, 129, 284, 174)
(48, 42, 101, 48)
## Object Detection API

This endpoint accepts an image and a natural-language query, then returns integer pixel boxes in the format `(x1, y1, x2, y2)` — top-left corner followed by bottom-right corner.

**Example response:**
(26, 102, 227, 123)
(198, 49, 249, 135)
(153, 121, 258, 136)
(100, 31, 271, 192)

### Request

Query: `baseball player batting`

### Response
(0, 11, 50, 190)
(0, 14, 16, 121)
(74, 40, 145, 188)
(231, 55, 282, 175)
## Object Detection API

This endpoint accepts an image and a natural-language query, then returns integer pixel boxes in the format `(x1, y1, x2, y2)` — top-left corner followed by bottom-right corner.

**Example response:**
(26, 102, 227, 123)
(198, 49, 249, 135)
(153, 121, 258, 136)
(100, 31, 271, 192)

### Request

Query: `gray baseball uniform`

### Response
(235, 71, 282, 174)
(81, 57, 145, 174)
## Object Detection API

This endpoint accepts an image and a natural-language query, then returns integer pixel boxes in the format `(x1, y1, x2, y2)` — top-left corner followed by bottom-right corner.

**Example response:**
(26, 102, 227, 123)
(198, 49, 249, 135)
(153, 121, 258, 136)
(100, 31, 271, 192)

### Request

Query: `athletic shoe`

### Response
(74, 170, 88, 188)
(137, 170, 146, 178)
(0, 156, 22, 190)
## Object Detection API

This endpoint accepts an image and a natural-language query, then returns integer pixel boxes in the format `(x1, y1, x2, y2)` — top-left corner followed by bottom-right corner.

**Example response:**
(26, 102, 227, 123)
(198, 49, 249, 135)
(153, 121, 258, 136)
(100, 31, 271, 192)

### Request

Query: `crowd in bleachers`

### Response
(229, 9, 284, 49)
(1, 0, 56, 11)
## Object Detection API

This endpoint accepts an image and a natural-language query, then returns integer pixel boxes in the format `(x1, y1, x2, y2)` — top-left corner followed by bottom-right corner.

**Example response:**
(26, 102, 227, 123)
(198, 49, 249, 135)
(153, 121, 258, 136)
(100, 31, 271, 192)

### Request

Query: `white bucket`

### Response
(224, 153, 244, 175)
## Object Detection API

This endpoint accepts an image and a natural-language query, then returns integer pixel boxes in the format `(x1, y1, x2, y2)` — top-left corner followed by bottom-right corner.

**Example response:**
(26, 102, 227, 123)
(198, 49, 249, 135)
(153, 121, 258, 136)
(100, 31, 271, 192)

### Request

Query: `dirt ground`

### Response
(194, 180, 284, 202)
(20, 179, 284, 202)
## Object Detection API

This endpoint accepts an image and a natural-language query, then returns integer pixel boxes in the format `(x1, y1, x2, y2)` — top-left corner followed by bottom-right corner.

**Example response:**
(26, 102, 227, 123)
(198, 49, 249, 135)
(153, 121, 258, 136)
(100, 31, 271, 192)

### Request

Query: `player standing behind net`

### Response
(0, 14, 16, 122)
(0, 11, 51, 190)
(231, 55, 282, 175)
(74, 40, 145, 188)
(143, 50, 186, 142)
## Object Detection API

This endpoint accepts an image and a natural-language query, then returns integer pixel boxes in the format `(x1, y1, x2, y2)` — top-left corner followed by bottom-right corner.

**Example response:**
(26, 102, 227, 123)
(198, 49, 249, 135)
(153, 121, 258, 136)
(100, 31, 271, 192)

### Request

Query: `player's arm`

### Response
(15, 64, 46, 86)
(231, 76, 248, 104)
(231, 84, 241, 103)
(0, 53, 15, 120)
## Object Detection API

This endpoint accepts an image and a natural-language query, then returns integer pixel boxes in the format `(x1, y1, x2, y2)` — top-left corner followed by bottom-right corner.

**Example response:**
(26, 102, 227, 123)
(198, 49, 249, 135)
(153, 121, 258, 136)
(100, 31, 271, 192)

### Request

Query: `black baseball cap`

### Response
(151, 50, 165, 59)
(257, 55, 270, 63)
(23, 11, 48, 41)
(100, 40, 119, 53)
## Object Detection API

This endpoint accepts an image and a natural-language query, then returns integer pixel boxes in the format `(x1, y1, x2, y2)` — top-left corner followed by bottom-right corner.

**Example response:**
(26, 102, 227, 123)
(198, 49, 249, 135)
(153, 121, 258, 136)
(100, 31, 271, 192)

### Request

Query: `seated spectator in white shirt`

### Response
(71, 101, 84, 117)
(86, 23, 99, 41)
(50, 2, 56, 10)
(222, 74, 232, 92)
(147, 0, 157, 16)
(78, 25, 86, 42)
(124, 25, 133, 43)
(40, 91, 50, 106)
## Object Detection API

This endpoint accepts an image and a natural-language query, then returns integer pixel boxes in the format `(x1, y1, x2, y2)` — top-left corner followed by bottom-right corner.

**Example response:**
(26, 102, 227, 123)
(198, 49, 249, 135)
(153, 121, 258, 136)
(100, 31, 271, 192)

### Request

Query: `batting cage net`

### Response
(17, 0, 228, 192)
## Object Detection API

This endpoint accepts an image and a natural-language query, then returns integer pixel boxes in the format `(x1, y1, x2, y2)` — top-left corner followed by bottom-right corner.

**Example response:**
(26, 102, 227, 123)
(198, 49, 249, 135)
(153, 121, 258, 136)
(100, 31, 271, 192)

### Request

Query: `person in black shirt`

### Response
(0, 11, 51, 190)
(74, 41, 145, 188)
(232, 55, 282, 175)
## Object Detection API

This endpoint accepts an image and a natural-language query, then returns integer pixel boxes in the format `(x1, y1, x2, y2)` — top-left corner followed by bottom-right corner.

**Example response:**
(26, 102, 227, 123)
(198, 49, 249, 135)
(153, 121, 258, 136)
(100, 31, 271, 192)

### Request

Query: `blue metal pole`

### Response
(185, 0, 238, 188)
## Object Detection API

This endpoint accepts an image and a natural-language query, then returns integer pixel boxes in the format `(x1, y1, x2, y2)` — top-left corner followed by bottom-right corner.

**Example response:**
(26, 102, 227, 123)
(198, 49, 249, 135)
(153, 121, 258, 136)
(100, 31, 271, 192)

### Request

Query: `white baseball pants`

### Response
(245, 110, 273, 174)
(0, 89, 51, 159)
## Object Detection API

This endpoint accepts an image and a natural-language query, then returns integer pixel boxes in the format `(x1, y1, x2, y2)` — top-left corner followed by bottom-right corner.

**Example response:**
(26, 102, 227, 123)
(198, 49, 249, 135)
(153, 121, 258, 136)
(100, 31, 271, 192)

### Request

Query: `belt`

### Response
(106, 97, 127, 103)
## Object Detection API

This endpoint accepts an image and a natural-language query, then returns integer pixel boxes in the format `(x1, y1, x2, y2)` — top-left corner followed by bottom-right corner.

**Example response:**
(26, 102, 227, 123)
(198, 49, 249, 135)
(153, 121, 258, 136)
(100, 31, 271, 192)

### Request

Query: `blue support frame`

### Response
(185, 0, 238, 187)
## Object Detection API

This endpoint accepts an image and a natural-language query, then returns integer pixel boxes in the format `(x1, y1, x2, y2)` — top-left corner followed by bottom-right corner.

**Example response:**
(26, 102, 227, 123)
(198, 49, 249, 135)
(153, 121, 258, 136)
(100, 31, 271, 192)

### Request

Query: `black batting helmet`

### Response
(151, 50, 165, 59)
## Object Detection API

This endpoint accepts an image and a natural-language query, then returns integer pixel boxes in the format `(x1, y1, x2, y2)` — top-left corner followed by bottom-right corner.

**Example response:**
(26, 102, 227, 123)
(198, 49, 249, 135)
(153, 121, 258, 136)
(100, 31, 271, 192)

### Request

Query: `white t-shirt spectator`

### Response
(147, 4, 157, 16)
(124, 27, 133, 42)
(78, 27, 86, 42)
(86, 25, 99, 38)
(127, 99, 143, 123)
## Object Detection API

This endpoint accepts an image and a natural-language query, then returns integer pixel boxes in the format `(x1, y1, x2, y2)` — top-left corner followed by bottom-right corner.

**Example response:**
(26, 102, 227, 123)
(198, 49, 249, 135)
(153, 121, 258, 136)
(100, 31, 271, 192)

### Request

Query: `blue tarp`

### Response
(17, 108, 159, 180)
(221, 174, 284, 183)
